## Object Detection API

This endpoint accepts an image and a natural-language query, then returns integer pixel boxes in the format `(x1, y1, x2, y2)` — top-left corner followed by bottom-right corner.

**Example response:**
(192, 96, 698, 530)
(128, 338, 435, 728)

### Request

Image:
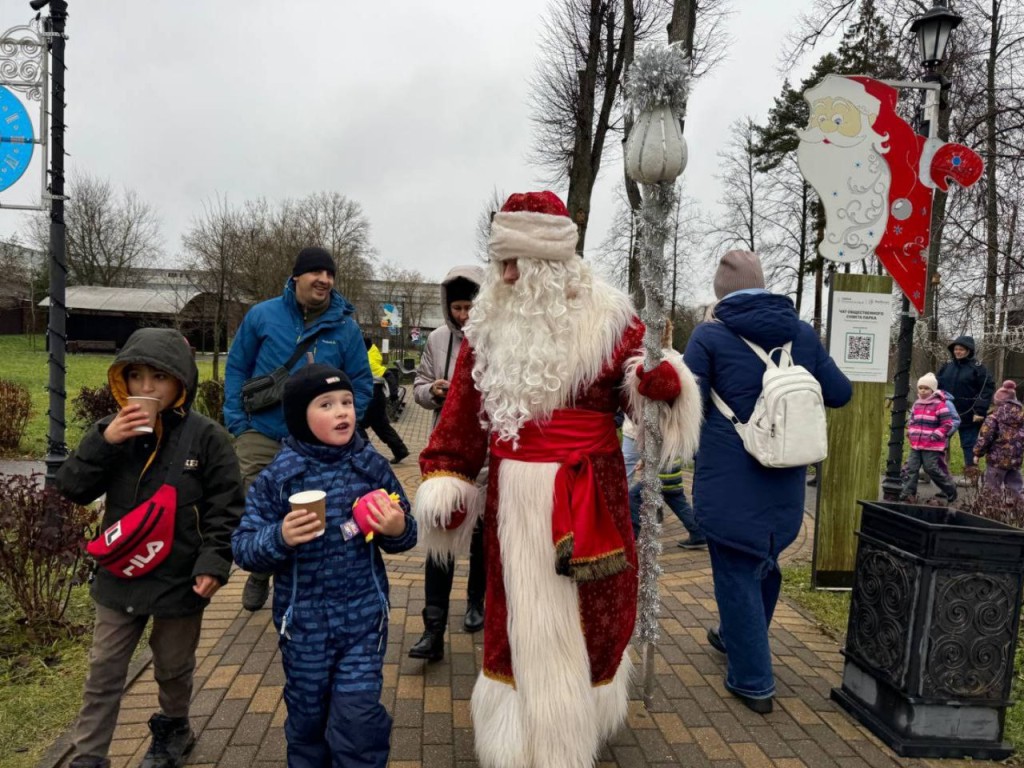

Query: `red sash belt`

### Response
(491, 409, 627, 582)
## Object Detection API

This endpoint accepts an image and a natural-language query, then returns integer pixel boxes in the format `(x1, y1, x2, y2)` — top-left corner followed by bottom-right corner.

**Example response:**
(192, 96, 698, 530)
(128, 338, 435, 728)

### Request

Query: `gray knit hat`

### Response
(713, 250, 765, 299)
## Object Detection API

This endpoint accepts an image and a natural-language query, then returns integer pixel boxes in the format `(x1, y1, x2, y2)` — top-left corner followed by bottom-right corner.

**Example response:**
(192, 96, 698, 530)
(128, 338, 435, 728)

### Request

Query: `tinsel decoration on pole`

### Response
(623, 43, 689, 708)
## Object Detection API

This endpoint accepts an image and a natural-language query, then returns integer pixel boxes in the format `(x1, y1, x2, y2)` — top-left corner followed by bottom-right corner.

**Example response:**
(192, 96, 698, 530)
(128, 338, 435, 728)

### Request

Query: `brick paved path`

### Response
(41, 398, 980, 768)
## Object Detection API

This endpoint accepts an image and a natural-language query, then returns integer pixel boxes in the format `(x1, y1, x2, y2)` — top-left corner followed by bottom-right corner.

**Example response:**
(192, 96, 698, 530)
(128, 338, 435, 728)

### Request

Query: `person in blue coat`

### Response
(684, 251, 852, 714)
(232, 364, 416, 768)
(225, 246, 375, 611)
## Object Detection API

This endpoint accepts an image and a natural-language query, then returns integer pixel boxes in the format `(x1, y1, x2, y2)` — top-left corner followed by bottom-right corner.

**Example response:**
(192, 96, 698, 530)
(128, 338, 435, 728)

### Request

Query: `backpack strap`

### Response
(162, 413, 199, 488)
(709, 338, 794, 426)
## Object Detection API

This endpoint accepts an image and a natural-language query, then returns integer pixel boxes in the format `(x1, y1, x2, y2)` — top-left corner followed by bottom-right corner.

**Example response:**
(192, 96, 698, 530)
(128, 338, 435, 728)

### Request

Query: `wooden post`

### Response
(812, 272, 892, 589)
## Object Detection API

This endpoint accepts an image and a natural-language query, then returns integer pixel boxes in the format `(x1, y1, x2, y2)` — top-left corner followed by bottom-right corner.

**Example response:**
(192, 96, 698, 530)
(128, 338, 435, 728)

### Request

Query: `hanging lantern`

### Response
(625, 105, 687, 184)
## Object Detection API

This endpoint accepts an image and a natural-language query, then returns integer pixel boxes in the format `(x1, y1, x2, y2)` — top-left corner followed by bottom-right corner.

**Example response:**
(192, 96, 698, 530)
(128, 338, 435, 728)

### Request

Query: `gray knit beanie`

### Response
(713, 250, 765, 299)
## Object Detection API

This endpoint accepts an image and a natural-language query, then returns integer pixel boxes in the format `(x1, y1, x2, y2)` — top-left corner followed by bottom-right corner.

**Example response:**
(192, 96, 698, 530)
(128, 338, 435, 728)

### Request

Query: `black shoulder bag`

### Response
(241, 331, 324, 415)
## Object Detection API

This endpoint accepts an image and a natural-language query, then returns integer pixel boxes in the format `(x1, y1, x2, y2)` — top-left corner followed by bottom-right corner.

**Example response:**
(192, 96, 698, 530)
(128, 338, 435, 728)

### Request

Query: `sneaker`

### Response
(242, 573, 270, 612)
(140, 714, 195, 768)
(729, 689, 774, 714)
(390, 448, 410, 465)
(806, 475, 817, 487)
(677, 537, 708, 550)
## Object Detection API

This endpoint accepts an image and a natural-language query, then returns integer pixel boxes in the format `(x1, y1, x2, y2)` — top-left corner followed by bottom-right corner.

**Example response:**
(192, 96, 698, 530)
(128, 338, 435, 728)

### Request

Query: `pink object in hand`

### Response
(351, 490, 398, 542)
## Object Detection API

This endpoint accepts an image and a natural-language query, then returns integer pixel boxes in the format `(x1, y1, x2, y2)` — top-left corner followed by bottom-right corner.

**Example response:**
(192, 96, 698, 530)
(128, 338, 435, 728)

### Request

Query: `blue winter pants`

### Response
(707, 540, 781, 700)
(628, 481, 702, 542)
(280, 608, 392, 768)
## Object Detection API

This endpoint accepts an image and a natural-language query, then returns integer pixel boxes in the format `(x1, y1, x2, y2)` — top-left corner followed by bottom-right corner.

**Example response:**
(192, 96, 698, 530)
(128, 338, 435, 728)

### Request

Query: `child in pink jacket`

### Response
(901, 373, 958, 503)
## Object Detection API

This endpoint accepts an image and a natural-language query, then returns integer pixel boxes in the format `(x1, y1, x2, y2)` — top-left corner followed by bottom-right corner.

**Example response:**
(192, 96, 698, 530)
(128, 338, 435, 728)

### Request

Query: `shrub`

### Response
(0, 473, 96, 641)
(0, 379, 31, 451)
(71, 383, 118, 427)
(962, 483, 1024, 529)
(194, 379, 225, 425)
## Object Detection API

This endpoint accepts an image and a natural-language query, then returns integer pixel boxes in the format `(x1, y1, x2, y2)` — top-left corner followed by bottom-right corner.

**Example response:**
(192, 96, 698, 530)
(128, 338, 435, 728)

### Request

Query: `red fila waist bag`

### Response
(87, 413, 198, 579)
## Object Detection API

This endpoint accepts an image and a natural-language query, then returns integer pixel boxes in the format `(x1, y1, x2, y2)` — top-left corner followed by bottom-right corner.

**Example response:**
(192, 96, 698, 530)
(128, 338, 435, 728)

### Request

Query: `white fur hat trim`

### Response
(488, 211, 579, 262)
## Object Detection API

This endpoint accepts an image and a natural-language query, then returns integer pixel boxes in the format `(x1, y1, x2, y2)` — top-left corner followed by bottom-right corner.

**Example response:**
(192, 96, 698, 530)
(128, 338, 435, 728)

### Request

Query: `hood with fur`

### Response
(440, 265, 485, 335)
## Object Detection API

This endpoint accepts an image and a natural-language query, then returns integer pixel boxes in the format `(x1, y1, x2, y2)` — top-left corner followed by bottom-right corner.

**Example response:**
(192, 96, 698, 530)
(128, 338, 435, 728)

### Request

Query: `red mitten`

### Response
(635, 360, 682, 402)
(445, 507, 468, 531)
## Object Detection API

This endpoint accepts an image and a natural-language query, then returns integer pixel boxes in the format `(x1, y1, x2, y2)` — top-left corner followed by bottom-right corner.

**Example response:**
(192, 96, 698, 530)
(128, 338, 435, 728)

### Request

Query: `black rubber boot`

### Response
(140, 713, 195, 768)
(408, 606, 447, 662)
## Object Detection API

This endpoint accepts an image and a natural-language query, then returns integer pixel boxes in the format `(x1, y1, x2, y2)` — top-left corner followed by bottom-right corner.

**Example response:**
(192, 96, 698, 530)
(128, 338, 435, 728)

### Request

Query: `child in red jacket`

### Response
(901, 373, 958, 503)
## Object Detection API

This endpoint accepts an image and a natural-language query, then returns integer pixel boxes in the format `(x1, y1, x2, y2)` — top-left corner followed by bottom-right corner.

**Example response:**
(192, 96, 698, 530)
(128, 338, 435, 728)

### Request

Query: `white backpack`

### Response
(710, 338, 828, 469)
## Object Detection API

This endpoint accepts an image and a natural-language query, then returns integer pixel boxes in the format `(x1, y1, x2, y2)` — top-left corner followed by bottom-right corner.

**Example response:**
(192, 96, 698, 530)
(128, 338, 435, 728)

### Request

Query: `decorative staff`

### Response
(623, 42, 690, 706)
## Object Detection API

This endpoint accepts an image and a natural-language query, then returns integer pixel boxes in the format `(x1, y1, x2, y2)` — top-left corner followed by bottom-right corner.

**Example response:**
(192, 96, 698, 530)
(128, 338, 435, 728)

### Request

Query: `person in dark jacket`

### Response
(224, 246, 375, 612)
(57, 328, 244, 768)
(684, 251, 852, 715)
(937, 335, 994, 472)
(232, 365, 417, 768)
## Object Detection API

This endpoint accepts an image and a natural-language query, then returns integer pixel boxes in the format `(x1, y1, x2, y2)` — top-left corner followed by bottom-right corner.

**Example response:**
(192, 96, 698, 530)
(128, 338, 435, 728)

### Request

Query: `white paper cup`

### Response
(289, 490, 327, 537)
(127, 396, 161, 433)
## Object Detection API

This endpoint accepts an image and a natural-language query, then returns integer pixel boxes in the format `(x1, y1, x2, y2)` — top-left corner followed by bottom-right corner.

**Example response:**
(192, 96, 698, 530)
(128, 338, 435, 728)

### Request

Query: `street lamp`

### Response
(880, 1, 962, 501)
(910, 0, 962, 74)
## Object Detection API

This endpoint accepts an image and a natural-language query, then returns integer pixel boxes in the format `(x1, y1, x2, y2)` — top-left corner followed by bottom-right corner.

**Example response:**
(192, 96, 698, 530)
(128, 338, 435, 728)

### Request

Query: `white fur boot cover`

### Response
(470, 459, 630, 768)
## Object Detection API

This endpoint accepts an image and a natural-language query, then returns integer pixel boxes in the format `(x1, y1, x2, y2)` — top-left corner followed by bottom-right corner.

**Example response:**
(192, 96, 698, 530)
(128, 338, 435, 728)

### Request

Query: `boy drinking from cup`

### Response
(56, 328, 244, 768)
(232, 364, 416, 767)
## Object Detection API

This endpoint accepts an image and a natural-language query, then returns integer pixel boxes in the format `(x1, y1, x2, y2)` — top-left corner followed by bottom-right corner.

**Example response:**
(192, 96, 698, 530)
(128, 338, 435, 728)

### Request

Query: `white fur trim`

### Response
(489, 211, 579, 262)
(469, 458, 631, 768)
(413, 475, 483, 565)
(623, 352, 703, 468)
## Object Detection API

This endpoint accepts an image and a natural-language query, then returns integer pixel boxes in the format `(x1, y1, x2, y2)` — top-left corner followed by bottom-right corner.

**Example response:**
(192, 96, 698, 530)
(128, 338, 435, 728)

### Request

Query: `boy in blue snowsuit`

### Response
(232, 364, 417, 768)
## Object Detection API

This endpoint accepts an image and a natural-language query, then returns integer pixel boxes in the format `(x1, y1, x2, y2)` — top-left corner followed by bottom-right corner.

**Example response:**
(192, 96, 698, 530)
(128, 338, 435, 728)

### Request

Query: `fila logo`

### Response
(184, 459, 199, 470)
(104, 521, 123, 546)
(121, 541, 164, 577)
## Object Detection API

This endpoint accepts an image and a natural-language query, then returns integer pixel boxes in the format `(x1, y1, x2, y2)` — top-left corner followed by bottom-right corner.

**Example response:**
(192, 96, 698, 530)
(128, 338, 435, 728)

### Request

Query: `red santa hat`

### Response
(488, 191, 580, 262)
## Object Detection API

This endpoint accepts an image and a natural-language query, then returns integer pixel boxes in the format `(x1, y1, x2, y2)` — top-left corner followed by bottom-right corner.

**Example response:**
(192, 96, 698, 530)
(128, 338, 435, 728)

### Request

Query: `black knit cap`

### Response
(283, 364, 353, 445)
(446, 277, 479, 305)
(292, 246, 336, 278)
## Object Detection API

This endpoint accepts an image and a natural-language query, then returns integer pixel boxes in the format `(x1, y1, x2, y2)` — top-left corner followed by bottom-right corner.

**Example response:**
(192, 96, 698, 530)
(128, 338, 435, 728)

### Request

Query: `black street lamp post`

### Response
(30, 0, 69, 486)
(880, 0, 963, 501)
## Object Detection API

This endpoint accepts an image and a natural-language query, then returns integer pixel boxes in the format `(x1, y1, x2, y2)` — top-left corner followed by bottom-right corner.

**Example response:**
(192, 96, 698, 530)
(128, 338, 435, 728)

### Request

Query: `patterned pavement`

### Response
(36, 394, 983, 768)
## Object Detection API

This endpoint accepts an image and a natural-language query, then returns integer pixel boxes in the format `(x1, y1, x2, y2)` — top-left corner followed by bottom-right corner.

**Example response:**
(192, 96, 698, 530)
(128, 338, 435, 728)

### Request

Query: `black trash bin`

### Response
(832, 500, 1024, 759)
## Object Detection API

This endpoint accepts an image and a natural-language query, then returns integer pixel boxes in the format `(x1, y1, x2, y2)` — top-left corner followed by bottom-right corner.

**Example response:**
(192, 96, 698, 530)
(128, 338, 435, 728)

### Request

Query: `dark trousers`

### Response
(958, 421, 982, 467)
(707, 540, 781, 699)
(902, 448, 957, 500)
(358, 384, 408, 460)
(425, 521, 486, 612)
(628, 482, 702, 541)
(73, 604, 203, 761)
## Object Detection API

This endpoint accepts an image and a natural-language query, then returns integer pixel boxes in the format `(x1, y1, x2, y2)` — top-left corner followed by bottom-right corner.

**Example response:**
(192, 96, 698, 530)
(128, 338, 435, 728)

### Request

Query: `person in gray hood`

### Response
(408, 265, 487, 661)
(57, 328, 244, 768)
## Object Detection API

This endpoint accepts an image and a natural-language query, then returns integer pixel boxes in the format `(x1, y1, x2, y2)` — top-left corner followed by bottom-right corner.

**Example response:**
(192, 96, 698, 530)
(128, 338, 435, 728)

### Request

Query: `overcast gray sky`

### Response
(0, 0, 824, 287)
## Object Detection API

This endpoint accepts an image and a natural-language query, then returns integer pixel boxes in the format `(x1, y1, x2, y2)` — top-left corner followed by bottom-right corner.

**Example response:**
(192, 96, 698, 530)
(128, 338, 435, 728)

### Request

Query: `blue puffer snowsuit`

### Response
(684, 291, 853, 559)
(231, 433, 416, 768)
(224, 280, 375, 440)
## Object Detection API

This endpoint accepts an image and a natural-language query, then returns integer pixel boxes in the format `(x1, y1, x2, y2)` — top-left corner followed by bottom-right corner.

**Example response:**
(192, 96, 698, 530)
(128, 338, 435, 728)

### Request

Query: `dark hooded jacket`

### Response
(56, 328, 244, 618)
(684, 291, 852, 559)
(936, 335, 994, 420)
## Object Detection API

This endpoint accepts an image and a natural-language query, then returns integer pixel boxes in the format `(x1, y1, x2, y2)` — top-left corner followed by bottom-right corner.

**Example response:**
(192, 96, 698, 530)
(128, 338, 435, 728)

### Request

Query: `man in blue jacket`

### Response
(224, 246, 374, 611)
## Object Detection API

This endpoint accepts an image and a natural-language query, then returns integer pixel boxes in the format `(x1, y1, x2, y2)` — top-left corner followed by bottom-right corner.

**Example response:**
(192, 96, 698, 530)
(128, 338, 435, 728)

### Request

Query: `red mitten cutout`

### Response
(635, 360, 682, 402)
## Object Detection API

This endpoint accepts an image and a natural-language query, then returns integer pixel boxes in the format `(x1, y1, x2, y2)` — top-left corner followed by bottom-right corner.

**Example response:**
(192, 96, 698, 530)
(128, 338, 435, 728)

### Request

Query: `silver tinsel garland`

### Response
(625, 42, 689, 708)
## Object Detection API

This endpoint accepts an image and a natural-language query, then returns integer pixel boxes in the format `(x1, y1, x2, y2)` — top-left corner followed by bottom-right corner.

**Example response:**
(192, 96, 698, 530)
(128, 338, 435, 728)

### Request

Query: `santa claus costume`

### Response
(414, 192, 702, 768)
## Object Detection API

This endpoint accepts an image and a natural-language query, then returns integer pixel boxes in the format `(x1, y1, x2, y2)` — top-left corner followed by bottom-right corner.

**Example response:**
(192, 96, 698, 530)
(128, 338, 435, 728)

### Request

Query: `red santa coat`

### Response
(416, 306, 701, 768)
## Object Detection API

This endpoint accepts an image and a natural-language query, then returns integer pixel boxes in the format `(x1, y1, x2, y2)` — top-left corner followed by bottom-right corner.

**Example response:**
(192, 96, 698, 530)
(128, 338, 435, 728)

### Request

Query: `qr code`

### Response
(847, 334, 873, 362)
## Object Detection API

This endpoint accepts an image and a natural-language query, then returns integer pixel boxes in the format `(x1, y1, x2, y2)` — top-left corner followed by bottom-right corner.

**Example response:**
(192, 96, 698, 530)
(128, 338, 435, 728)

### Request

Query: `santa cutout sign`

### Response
(797, 74, 982, 312)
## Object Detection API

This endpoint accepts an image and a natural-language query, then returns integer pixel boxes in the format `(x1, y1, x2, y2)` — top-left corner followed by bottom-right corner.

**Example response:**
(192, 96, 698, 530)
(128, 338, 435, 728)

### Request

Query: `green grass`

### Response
(0, 585, 94, 768)
(0, 335, 216, 459)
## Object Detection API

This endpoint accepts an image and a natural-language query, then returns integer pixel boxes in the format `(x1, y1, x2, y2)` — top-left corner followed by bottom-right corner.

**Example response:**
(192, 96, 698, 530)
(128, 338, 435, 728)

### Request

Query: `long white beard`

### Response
(466, 258, 633, 445)
(797, 129, 890, 263)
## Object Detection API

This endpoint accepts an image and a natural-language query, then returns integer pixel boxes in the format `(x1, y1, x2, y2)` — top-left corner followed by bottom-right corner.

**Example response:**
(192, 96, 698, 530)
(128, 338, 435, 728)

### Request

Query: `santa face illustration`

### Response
(797, 77, 891, 264)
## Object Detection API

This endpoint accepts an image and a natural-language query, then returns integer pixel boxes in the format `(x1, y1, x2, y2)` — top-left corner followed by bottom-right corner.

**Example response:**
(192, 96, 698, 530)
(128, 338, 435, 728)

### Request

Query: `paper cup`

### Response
(126, 396, 161, 433)
(289, 490, 327, 537)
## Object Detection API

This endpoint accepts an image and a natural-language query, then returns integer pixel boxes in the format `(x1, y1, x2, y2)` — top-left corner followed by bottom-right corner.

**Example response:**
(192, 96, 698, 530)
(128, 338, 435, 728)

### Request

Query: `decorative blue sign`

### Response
(0, 86, 34, 193)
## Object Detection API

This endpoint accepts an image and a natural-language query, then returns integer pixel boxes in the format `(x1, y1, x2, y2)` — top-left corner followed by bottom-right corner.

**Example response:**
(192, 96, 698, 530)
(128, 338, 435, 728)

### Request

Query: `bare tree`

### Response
(182, 196, 245, 381)
(26, 172, 162, 287)
(705, 118, 769, 258)
(474, 187, 507, 262)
